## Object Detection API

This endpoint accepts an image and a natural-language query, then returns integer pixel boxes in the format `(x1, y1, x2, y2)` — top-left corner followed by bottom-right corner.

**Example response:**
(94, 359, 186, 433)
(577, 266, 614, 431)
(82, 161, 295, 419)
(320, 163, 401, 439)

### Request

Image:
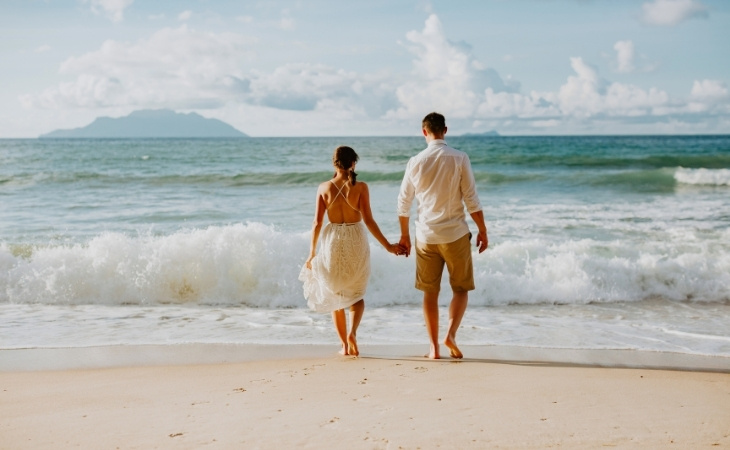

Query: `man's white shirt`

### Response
(397, 139, 482, 245)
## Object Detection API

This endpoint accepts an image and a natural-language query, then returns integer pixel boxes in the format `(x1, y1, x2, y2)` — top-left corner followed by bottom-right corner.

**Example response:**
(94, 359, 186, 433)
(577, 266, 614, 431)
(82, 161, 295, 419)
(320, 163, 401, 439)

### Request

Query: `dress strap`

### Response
(328, 181, 360, 212)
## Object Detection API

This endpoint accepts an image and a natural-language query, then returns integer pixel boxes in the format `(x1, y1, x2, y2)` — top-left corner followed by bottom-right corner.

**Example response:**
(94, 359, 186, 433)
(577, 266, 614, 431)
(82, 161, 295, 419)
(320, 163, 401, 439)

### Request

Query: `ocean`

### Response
(1, 135, 729, 357)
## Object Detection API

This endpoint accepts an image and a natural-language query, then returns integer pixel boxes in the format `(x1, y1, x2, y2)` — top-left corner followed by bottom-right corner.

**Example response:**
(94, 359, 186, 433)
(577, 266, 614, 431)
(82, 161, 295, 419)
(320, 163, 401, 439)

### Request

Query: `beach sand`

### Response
(1, 345, 729, 449)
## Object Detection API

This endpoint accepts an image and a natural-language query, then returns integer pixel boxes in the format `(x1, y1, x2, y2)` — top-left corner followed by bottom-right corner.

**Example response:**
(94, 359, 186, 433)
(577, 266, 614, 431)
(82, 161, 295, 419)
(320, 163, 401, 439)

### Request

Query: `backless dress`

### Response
(299, 181, 370, 312)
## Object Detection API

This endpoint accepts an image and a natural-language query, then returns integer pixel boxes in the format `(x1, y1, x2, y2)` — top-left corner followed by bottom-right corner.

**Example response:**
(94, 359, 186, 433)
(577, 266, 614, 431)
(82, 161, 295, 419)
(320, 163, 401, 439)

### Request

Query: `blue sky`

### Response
(1, 0, 728, 137)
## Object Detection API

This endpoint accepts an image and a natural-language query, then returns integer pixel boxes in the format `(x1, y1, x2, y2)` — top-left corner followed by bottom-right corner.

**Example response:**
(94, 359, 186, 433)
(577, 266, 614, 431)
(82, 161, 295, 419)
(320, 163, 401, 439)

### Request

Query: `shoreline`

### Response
(2, 343, 728, 373)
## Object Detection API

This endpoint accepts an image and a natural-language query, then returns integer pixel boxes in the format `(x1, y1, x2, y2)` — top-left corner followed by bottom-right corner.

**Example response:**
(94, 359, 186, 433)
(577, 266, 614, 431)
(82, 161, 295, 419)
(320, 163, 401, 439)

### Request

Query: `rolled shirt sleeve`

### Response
(397, 159, 415, 217)
(460, 154, 482, 214)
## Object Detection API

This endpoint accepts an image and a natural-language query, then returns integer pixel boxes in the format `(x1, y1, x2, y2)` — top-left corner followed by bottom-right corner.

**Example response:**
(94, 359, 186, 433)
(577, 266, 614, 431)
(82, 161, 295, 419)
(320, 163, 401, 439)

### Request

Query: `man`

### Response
(397, 112, 489, 359)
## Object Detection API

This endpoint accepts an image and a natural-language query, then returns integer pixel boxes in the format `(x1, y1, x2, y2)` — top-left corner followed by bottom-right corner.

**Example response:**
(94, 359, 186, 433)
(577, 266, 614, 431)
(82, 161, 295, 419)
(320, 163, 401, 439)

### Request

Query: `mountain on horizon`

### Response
(39, 109, 248, 138)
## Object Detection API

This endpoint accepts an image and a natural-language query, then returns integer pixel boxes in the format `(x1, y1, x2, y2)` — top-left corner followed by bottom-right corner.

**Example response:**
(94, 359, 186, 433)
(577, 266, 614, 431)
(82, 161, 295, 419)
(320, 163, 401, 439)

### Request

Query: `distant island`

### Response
(461, 130, 500, 137)
(39, 109, 248, 138)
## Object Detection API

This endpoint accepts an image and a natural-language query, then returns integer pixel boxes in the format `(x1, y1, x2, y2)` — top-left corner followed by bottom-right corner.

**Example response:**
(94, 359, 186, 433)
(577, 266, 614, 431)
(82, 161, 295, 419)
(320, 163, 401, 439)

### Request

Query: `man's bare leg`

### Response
(423, 291, 440, 359)
(347, 299, 364, 356)
(444, 291, 468, 359)
(331, 309, 348, 355)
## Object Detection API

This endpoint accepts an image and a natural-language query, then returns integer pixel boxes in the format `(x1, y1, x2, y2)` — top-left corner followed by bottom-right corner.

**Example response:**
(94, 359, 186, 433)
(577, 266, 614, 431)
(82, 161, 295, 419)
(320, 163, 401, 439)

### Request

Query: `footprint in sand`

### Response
(414, 366, 428, 373)
(321, 417, 340, 428)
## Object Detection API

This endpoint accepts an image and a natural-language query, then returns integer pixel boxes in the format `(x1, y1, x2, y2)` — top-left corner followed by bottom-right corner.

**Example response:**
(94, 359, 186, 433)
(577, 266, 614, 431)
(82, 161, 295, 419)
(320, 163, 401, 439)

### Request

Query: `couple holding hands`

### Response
(299, 112, 489, 359)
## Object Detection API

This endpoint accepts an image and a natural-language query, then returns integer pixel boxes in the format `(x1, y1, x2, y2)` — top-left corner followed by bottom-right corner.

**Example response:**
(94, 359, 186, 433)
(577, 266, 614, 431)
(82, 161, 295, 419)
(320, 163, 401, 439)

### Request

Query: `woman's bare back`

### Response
(322, 178, 363, 224)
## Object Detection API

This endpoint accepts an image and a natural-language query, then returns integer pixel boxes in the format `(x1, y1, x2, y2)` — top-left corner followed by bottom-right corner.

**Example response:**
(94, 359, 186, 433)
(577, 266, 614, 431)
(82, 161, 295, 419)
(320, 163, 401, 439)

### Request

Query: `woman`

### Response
(299, 146, 402, 356)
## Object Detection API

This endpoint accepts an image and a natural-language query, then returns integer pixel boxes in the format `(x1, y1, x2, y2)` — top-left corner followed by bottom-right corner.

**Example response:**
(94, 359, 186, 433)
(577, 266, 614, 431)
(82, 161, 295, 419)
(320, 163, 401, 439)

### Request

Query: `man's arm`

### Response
(460, 154, 482, 214)
(398, 216, 412, 257)
(397, 160, 415, 257)
(470, 210, 488, 253)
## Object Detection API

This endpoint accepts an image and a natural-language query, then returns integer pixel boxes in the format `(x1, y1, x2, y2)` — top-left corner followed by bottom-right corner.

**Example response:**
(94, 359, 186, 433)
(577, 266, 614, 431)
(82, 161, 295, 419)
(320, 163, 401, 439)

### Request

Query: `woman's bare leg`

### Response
(347, 299, 364, 356)
(332, 309, 348, 355)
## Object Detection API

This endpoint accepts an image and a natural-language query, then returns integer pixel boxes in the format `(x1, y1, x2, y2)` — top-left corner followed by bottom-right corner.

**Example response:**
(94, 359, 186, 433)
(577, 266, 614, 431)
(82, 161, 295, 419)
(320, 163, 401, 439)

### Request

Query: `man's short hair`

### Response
(422, 112, 446, 135)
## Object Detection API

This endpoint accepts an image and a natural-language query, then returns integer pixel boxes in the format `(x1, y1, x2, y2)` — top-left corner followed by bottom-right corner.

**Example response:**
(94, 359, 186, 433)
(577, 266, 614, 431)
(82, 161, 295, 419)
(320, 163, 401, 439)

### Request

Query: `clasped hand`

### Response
(388, 242, 408, 256)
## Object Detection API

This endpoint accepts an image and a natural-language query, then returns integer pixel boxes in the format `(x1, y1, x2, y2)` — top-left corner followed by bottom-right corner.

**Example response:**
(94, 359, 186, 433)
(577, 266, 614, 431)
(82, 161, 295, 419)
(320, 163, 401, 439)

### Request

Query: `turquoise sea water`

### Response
(1, 136, 729, 357)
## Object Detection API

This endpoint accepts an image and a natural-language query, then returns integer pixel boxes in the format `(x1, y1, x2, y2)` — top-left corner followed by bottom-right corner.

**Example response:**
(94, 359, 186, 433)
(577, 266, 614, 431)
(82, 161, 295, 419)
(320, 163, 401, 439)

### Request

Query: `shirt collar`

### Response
(427, 139, 447, 148)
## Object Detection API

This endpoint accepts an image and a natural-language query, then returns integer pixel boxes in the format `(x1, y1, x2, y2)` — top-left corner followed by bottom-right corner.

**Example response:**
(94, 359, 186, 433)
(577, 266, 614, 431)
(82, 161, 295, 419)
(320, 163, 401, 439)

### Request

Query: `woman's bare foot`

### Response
(347, 335, 359, 356)
(444, 335, 463, 359)
(426, 343, 440, 359)
(339, 343, 348, 356)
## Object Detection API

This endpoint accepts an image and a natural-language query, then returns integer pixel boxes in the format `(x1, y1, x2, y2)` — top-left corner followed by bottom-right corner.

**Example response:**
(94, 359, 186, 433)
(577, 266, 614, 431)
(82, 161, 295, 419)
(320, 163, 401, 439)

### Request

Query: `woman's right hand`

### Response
(387, 243, 406, 256)
(305, 254, 315, 269)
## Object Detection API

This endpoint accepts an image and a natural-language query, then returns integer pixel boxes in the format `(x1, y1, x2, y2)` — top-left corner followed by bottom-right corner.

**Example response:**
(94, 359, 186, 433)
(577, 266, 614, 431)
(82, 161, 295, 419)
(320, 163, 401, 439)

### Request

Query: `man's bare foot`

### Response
(347, 336, 359, 357)
(444, 335, 463, 359)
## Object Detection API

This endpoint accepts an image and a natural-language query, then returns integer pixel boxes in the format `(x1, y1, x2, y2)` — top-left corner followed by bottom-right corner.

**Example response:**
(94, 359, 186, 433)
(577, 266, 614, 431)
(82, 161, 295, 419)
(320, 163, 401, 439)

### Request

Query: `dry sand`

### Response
(1, 346, 729, 449)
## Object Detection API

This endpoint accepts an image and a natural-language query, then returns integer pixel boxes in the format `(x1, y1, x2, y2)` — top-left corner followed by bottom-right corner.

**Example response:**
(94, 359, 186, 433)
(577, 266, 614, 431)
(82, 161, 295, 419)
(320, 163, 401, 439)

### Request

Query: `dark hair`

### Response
(422, 112, 446, 135)
(332, 146, 359, 185)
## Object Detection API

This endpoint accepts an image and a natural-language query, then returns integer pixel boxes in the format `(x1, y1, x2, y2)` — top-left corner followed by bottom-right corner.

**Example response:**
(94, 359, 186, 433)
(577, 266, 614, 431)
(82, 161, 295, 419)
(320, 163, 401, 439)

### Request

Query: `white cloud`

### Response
(22, 26, 257, 109)
(19, 13, 728, 136)
(386, 14, 515, 120)
(178, 10, 192, 22)
(609, 40, 656, 74)
(385, 16, 674, 127)
(641, 0, 708, 26)
(603, 83, 670, 116)
(20, 25, 393, 119)
(476, 89, 559, 119)
(35, 45, 52, 53)
(614, 40, 635, 73)
(279, 17, 295, 30)
(691, 79, 728, 100)
(20, 74, 126, 109)
(236, 16, 254, 24)
(247, 64, 360, 110)
(556, 57, 606, 118)
(473, 57, 670, 121)
(687, 79, 730, 114)
(279, 9, 295, 30)
(557, 58, 669, 117)
(83, 0, 134, 23)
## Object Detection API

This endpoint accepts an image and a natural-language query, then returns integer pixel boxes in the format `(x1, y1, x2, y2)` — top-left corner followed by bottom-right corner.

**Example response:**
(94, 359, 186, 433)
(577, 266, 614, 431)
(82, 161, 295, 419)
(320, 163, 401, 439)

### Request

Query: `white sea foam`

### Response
(674, 167, 730, 186)
(3, 302, 729, 357)
(2, 222, 729, 307)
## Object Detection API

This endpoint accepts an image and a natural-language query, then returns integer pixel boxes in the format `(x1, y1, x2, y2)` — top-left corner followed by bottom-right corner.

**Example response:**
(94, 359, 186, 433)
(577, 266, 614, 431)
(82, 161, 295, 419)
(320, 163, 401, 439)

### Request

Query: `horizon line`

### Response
(2, 133, 730, 140)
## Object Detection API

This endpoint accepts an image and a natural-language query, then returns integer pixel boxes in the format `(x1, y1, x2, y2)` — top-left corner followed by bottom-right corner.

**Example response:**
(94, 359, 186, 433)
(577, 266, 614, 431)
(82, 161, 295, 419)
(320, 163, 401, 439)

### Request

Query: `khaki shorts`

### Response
(415, 233, 474, 293)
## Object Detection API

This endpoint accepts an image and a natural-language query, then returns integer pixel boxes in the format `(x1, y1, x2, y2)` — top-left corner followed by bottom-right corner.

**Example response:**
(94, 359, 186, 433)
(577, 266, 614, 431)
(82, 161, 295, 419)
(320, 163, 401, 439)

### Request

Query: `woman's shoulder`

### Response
(318, 179, 334, 190)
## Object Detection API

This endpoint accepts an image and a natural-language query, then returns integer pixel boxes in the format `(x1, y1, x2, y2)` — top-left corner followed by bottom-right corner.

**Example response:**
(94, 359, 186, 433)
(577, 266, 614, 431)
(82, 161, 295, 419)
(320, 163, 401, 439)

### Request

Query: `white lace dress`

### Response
(299, 221, 370, 313)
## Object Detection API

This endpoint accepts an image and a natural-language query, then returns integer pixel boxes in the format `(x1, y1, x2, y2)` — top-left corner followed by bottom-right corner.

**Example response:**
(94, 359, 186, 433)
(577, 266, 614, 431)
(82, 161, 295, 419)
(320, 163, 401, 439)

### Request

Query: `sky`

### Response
(1, 0, 729, 137)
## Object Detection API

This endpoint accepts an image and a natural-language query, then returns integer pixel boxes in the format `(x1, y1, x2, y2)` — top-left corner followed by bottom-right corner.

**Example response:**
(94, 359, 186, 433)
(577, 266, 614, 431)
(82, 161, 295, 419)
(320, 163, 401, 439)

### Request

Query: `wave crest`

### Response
(675, 167, 730, 186)
(2, 223, 729, 307)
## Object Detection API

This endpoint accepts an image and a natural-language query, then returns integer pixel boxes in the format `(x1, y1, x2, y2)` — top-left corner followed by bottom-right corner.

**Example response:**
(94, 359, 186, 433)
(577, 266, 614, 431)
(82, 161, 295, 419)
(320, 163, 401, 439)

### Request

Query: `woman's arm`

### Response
(359, 183, 401, 254)
(306, 185, 327, 268)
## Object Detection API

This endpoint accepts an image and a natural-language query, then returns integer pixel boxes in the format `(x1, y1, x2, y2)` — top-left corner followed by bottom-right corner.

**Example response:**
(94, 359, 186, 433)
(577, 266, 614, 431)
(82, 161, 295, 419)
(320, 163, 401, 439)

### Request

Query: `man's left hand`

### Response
(476, 230, 488, 253)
